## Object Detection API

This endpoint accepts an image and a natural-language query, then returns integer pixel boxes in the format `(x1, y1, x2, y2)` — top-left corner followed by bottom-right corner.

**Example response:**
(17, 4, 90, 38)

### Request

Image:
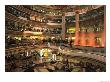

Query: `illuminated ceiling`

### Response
(23, 5, 88, 15)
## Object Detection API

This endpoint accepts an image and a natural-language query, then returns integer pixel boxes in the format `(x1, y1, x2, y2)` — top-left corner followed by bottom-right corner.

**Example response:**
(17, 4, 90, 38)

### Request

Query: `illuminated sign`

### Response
(40, 49, 52, 57)
(67, 27, 75, 33)
(23, 31, 43, 35)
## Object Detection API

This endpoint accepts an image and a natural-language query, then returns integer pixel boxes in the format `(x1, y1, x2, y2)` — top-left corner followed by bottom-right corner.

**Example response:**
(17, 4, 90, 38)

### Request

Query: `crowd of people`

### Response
(5, 37, 74, 49)
(5, 36, 105, 72)
(5, 48, 106, 72)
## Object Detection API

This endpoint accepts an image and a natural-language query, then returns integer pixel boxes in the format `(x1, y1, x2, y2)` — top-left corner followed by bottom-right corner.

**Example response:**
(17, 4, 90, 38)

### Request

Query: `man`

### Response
(69, 40, 72, 48)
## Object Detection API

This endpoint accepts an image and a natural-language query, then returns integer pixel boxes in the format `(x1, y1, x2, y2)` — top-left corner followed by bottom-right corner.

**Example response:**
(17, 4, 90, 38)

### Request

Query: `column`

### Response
(74, 11, 80, 45)
(61, 13, 66, 40)
(101, 6, 106, 47)
(81, 29, 86, 46)
(89, 32, 95, 47)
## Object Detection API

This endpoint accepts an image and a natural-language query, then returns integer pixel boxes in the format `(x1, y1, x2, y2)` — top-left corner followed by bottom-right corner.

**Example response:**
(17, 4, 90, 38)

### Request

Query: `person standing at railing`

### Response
(69, 40, 72, 48)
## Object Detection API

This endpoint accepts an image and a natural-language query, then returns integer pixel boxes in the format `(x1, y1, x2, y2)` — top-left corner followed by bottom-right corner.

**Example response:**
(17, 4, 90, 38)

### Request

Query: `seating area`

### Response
(5, 44, 106, 72)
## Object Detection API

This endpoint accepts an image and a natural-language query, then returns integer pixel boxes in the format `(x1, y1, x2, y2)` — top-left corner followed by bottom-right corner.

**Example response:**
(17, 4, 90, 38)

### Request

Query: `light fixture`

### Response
(58, 21, 60, 23)
(40, 19, 42, 22)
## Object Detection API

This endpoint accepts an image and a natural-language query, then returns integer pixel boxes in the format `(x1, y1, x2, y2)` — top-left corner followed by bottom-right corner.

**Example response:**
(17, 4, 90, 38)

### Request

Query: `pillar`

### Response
(89, 31, 95, 47)
(61, 13, 66, 40)
(81, 30, 86, 46)
(101, 5, 106, 47)
(74, 11, 80, 45)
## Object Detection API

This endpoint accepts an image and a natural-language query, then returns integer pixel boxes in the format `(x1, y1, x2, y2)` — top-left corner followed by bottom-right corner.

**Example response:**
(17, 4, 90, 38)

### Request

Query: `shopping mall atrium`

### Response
(5, 5, 106, 72)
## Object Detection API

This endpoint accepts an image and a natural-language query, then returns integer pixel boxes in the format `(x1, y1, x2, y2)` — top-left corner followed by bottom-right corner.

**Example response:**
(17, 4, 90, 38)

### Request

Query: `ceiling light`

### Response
(40, 19, 42, 22)
(58, 21, 60, 23)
